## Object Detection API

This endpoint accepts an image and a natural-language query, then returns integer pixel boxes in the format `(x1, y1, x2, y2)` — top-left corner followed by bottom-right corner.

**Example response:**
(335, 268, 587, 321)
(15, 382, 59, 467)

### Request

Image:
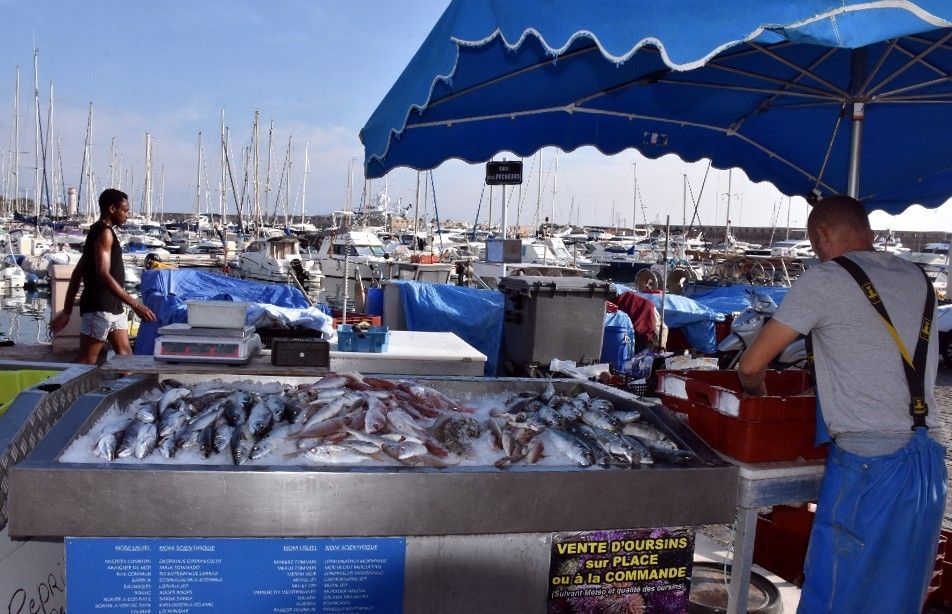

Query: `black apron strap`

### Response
(833, 255, 935, 429)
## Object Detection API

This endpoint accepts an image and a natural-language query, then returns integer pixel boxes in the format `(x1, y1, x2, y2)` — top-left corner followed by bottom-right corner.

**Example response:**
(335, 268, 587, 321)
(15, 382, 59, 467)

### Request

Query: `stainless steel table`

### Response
(726, 457, 825, 614)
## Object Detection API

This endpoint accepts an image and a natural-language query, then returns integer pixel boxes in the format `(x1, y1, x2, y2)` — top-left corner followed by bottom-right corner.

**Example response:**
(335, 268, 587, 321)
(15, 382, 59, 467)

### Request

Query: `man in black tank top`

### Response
(49, 189, 156, 363)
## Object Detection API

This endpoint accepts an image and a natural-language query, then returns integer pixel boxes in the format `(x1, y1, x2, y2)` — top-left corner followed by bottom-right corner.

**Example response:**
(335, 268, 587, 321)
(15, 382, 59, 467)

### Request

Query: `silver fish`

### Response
(214, 424, 235, 454)
(132, 422, 157, 459)
(94, 423, 127, 461)
(175, 427, 201, 450)
(312, 374, 348, 390)
(230, 425, 255, 465)
(541, 381, 557, 403)
(596, 430, 653, 465)
(581, 408, 623, 433)
(622, 422, 672, 445)
(158, 436, 178, 460)
(158, 408, 190, 439)
(301, 397, 348, 429)
(116, 420, 145, 458)
(589, 398, 615, 413)
(158, 388, 190, 414)
(135, 401, 160, 424)
(545, 429, 595, 467)
(612, 410, 643, 424)
(247, 401, 275, 438)
(250, 431, 279, 460)
(381, 440, 430, 460)
(304, 445, 374, 464)
(190, 401, 225, 430)
(199, 422, 217, 458)
(262, 395, 286, 423)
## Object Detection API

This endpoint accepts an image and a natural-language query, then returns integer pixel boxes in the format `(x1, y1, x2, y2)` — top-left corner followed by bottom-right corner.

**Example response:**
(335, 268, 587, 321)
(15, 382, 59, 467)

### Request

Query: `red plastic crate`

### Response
(331, 312, 382, 328)
(656, 369, 826, 463)
(753, 508, 813, 585)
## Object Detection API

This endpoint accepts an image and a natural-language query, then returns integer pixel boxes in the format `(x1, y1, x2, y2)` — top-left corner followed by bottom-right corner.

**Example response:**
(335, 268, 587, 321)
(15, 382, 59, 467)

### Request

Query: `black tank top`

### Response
(79, 220, 125, 315)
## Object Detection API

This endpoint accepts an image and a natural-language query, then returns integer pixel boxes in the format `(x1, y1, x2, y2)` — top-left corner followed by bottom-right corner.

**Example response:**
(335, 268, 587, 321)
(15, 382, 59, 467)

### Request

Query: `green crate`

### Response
(0, 369, 60, 418)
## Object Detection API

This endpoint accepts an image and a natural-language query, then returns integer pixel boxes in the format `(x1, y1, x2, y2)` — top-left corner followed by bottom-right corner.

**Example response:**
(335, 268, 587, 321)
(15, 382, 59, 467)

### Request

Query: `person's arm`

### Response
(49, 256, 85, 333)
(737, 319, 801, 396)
(95, 230, 156, 322)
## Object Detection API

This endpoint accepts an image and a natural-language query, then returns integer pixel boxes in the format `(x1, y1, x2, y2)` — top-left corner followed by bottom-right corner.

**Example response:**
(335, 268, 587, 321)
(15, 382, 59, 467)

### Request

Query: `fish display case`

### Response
(9, 374, 738, 538)
(0, 359, 99, 528)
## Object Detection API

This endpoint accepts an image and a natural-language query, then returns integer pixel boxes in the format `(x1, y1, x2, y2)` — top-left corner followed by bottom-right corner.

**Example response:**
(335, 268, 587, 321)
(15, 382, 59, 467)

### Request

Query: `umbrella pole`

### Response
(847, 103, 864, 198)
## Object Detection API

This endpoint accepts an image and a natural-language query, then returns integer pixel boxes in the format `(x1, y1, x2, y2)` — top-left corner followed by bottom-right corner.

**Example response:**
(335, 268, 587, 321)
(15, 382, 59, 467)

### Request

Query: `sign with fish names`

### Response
(485, 160, 523, 185)
(546, 527, 695, 614)
(66, 536, 405, 613)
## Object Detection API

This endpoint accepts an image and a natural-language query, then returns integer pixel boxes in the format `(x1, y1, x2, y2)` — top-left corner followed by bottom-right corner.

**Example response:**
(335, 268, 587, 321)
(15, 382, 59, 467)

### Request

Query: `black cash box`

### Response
(270, 338, 330, 368)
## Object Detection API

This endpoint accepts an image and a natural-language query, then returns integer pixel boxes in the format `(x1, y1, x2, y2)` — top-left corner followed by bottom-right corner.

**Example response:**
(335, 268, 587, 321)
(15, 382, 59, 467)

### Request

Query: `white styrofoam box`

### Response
(186, 300, 249, 329)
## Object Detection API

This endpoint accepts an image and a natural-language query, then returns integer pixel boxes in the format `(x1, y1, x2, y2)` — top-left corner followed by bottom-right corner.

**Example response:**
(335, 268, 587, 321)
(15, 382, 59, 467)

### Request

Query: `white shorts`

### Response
(80, 311, 128, 341)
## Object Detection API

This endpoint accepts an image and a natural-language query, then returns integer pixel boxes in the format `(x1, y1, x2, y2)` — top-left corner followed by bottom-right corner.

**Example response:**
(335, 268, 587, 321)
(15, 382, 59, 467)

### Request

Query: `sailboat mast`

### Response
(12, 66, 19, 212)
(85, 105, 93, 218)
(785, 196, 792, 241)
(632, 162, 637, 232)
(265, 119, 273, 223)
(46, 81, 54, 217)
(219, 109, 226, 225)
(300, 141, 309, 225)
(194, 131, 203, 221)
(159, 164, 165, 223)
(724, 169, 732, 247)
(32, 48, 41, 218)
(551, 150, 558, 228)
(535, 149, 542, 231)
(143, 132, 152, 220)
(252, 111, 260, 231)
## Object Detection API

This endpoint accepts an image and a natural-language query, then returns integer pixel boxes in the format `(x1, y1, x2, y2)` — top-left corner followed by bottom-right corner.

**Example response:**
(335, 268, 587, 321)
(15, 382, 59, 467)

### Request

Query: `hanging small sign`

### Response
(485, 161, 523, 185)
(547, 527, 695, 614)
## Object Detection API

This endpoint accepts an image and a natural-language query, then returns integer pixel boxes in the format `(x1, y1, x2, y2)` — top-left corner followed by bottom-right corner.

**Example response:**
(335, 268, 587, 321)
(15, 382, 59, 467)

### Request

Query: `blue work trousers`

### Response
(797, 429, 947, 613)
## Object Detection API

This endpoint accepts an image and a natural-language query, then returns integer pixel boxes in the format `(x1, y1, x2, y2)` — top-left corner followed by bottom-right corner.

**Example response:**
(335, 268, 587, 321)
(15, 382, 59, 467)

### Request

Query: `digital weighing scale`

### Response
(154, 324, 262, 365)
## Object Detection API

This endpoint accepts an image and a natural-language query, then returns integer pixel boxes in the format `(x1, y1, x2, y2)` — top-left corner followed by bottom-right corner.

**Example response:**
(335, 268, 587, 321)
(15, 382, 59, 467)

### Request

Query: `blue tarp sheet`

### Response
(398, 281, 503, 376)
(135, 270, 327, 355)
(687, 285, 790, 316)
(614, 284, 724, 353)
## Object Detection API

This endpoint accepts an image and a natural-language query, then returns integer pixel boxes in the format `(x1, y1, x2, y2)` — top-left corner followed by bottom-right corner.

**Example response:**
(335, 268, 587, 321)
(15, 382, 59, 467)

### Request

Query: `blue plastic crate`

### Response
(337, 324, 390, 353)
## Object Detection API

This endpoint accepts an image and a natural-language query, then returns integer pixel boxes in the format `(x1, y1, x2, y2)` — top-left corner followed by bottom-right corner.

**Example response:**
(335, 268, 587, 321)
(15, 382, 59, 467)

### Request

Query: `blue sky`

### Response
(0, 1, 949, 233)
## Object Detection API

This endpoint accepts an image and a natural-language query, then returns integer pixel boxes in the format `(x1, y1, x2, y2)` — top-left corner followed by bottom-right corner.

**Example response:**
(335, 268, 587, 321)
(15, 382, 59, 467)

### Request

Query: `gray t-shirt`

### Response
(774, 250, 941, 455)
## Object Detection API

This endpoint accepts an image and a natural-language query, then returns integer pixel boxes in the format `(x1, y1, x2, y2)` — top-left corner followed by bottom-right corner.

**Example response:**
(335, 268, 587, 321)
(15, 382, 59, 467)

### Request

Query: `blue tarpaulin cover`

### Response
(135, 270, 330, 355)
(361, 0, 952, 214)
(688, 285, 790, 316)
(398, 281, 503, 376)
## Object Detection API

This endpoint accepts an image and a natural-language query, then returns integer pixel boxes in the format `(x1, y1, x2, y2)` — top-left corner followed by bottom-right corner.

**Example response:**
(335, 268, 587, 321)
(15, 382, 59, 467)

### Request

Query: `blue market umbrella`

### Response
(360, 1, 952, 213)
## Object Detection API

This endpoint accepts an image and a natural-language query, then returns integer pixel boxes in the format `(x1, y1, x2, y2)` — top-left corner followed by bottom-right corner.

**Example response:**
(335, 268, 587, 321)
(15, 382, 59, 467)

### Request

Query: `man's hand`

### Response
(132, 302, 156, 322)
(737, 319, 801, 397)
(49, 309, 72, 334)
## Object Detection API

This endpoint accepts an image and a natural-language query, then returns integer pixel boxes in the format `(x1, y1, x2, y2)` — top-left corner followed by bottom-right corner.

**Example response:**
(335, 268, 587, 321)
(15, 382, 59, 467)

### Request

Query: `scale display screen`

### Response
(158, 340, 241, 358)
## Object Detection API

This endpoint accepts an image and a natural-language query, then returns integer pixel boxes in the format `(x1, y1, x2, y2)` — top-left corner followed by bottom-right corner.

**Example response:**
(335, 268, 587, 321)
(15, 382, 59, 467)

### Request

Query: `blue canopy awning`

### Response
(361, 1, 952, 214)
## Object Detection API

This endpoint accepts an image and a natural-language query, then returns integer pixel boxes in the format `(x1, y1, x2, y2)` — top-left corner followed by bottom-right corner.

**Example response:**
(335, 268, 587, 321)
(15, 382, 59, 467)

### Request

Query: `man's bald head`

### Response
(806, 195, 874, 261)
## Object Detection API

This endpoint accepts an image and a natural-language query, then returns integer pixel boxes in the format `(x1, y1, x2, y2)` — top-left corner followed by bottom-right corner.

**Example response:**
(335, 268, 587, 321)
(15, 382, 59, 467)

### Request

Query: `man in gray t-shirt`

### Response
(738, 194, 946, 613)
